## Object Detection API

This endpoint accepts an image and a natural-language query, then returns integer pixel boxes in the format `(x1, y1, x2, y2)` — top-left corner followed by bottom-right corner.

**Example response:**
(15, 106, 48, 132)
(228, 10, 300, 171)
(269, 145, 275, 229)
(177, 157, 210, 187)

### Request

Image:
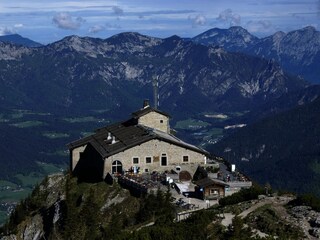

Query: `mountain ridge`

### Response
(0, 34, 42, 47)
(209, 96, 320, 196)
(192, 26, 320, 83)
(0, 32, 306, 119)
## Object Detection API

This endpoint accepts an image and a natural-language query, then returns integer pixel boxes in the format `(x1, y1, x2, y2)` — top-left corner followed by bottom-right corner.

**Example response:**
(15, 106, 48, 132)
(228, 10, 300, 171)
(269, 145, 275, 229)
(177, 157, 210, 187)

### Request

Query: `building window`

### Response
(161, 153, 167, 166)
(146, 156, 152, 164)
(183, 156, 189, 162)
(112, 160, 123, 174)
(133, 157, 139, 164)
(210, 189, 219, 195)
(145, 168, 149, 173)
(160, 120, 163, 123)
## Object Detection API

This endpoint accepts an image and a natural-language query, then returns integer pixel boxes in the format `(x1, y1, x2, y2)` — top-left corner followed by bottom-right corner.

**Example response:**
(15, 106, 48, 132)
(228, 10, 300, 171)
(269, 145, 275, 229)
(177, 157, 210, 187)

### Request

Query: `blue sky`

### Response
(0, 0, 319, 44)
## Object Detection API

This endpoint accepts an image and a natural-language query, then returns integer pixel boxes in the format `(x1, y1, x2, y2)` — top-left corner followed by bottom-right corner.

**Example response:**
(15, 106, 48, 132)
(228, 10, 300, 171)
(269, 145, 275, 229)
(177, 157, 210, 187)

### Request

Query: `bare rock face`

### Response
(309, 228, 320, 238)
(20, 214, 44, 240)
(288, 205, 320, 239)
(0, 174, 65, 240)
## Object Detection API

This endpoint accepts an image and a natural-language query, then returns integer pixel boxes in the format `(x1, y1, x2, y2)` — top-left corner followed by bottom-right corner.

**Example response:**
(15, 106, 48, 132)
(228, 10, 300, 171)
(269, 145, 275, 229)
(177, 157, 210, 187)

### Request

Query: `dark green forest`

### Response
(210, 97, 320, 196)
(1, 174, 308, 239)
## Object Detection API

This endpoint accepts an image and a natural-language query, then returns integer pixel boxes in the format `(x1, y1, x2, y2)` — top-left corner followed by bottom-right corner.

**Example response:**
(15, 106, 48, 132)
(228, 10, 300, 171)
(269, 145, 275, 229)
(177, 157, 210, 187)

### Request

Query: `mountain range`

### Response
(0, 32, 307, 120)
(192, 26, 320, 84)
(0, 34, 42, 48)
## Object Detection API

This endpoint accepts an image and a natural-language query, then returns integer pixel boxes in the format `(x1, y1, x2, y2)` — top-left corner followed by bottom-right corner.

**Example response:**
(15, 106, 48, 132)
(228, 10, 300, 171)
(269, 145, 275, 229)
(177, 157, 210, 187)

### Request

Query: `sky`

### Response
(0, 0, 319, 44)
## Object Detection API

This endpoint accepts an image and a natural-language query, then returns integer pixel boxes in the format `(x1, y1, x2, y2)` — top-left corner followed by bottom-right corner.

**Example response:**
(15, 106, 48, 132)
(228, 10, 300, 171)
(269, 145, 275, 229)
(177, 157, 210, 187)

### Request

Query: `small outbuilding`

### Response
(195, 177, 229, 200)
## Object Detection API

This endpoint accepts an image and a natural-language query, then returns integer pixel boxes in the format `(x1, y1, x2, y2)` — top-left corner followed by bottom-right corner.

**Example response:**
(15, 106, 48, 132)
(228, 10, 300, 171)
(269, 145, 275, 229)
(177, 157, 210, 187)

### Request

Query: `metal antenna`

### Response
(153, 75, 159, 109)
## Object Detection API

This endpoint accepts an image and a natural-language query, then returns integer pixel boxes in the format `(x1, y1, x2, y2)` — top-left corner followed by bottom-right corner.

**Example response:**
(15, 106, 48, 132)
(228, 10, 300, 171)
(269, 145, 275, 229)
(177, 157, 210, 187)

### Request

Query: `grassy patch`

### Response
(9, 113, 24, 119)
(175, 118, 210, 129)
(310, 160, 320, 175)
(15, 173, 42, 188)
(42, 149, 69, 157)
(92, 109, 110, 114)
(80, 132, 93, 137)
(204, 113, 229, 119)
(37, 162, 67, 175)
(63, 116, 100, 123)
(0, 114, 10, 123)
(0, 181, 17, 189)
(208, 128, 223, 136)
(10, 121, 45, 128)
(42, 132, 70, 139)
(0, 188, 31, 202)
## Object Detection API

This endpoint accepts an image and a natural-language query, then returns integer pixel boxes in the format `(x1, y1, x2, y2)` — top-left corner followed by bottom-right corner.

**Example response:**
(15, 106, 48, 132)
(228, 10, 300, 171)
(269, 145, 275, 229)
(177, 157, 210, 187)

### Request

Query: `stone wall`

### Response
(138, 111, 169, 133)
(104, 139, 206, 178)
(71, 145, 87, 171)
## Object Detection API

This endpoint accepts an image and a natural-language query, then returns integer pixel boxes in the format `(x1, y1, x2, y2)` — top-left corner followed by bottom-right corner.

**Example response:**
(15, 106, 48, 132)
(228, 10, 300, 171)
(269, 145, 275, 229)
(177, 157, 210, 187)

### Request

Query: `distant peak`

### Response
(165, 35, 182, 41)
(301, 26, 317, 32)
(109, 32, 147, 40)
(229, 26, 246, 31)
(63, 35, 82, 41)
(0, 33, 42, 47)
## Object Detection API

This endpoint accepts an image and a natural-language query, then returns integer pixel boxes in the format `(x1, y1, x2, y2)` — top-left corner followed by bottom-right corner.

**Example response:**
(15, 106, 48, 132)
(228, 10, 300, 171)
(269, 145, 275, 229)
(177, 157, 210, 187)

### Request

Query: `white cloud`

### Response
(194, 15, 206, 26)
(112, 6, 124, 15)
(14, 23, 24, 28)
(217, 9, 241, 26)
(246, 20, 274, 34)
(52, 12, 85, 30)
(189, 14, 207, 27)
(0, 27, 15, 36)
(89, 25, 105, 34)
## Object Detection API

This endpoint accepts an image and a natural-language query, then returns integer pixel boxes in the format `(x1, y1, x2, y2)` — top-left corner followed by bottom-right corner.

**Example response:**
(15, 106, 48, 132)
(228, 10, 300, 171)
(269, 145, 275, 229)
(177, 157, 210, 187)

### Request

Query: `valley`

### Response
(0, 108, 115, 225)
(0, 106, 248, 225)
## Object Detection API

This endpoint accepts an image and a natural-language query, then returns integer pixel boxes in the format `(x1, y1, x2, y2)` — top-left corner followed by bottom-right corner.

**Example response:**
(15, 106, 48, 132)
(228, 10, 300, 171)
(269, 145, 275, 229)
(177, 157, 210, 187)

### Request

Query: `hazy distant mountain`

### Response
(192, 26, 259, 51)
(0, 32, 307, 119)
(0, 34, 42, 47)
(239, 84, 320, 123)
(192, 26, 320, 84)
(209, 95, 320, 196)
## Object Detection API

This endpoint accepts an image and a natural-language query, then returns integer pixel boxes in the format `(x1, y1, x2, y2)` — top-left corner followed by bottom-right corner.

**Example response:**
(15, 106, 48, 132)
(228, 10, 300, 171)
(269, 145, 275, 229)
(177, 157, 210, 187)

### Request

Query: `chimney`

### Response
(111, 136, 116, 144)
(143, 99, 150, 108)
(107, 132, 112, 140)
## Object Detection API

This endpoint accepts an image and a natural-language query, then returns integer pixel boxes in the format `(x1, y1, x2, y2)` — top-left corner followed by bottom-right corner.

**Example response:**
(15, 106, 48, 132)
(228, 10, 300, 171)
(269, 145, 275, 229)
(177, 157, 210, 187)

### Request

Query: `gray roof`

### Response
(67, 118, 208, 158)
(196, 177, 229, 188)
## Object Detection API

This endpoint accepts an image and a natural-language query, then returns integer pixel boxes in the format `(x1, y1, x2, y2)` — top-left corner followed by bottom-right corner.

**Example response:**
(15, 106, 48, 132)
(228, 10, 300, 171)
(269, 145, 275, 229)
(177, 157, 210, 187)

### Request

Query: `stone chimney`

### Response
(143, 99, 150, 108)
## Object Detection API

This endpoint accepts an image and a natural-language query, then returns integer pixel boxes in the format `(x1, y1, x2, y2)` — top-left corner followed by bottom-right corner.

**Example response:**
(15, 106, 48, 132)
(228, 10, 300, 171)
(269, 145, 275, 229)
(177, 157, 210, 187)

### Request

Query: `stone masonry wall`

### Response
(138, 112, 169, 133)
(103, 139, 206, 178)
(71, 145, 87, 171)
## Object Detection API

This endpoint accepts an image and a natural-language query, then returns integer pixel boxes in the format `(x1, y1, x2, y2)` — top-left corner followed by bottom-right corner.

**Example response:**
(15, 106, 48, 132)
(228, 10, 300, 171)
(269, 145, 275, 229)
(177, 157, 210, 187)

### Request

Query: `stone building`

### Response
(67, 101, 210, 182)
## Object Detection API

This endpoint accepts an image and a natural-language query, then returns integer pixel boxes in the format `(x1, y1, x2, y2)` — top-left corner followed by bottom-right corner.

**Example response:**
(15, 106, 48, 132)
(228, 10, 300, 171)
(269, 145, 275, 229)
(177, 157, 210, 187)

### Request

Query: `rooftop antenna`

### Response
(153, 75, 159, 109)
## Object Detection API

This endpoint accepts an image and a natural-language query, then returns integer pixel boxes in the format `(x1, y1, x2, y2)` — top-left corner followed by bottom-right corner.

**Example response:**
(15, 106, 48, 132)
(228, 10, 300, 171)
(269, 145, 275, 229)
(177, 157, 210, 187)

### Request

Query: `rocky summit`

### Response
(1, 173, 320, 239)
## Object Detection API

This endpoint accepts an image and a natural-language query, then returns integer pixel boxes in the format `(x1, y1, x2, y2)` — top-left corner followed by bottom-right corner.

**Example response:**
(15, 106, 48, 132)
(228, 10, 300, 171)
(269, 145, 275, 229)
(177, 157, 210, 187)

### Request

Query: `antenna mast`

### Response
(153, 75, 159, 109)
